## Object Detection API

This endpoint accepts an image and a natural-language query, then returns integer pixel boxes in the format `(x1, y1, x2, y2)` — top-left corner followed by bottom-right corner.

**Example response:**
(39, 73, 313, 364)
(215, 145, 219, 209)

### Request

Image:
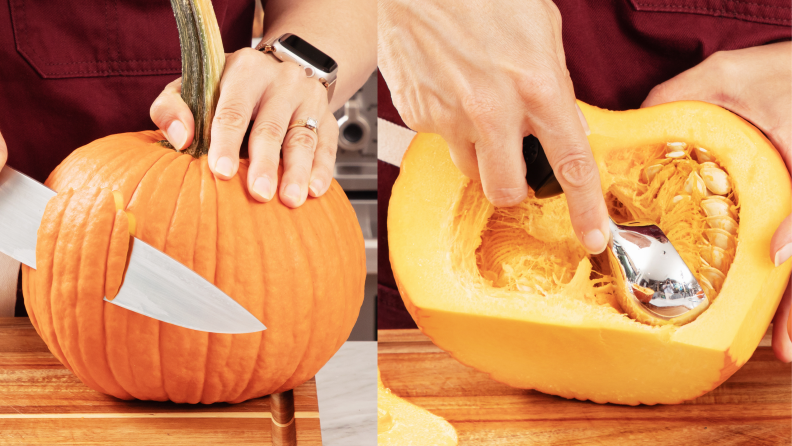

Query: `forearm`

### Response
(263, 0, 376, 111)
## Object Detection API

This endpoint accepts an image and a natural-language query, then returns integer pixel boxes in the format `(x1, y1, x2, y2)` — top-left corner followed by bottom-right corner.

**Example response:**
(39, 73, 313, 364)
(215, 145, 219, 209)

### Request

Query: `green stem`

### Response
(170, 0, 226, 157)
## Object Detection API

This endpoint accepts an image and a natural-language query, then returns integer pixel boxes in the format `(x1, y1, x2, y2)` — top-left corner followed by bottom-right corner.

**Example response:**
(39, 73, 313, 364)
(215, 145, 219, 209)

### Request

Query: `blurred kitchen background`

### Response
(333, 74, 377, 342)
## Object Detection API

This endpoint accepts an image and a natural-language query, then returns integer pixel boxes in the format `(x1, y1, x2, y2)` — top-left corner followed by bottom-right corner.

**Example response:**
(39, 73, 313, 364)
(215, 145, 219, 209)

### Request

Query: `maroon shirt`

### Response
(1, 0, 254, 315)
(0, 0, 254, 182)
(378, 0, 791, 329)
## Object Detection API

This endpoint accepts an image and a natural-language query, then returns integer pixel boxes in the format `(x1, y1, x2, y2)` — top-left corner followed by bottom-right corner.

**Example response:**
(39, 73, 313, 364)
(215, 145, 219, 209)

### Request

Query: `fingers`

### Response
(772, 280, 792, 363)
(771, 214, 792, 267)
(447, 139, 480, 182)
(530, 94, 609, 254)
(307, 111, 340, 199)
(474, 133, 528, 207)
(209, 49, 267, 180)
(150, 78, 195, 150)
(246, 92, 294, 202)
(460, 93, 527, 206)
(279, 87, 329, 208)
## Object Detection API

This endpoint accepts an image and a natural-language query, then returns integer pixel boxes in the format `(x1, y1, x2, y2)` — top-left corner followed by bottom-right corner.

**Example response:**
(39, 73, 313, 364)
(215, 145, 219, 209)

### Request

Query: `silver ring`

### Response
(287, 117, 318, 135)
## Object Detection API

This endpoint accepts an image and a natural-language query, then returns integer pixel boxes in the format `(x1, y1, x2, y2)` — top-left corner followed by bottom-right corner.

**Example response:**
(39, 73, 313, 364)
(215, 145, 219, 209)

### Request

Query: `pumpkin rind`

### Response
(23, 131, 366, 403)
(388, 101, 792, 405)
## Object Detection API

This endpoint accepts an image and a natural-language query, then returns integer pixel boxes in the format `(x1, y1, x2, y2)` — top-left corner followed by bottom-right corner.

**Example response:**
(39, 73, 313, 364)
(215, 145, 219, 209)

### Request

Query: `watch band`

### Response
(258, 37, 337, 103)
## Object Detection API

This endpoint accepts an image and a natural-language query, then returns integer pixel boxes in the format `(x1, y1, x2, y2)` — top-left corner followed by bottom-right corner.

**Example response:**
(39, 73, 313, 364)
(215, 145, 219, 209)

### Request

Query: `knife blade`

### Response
(0, 166, 265, 334)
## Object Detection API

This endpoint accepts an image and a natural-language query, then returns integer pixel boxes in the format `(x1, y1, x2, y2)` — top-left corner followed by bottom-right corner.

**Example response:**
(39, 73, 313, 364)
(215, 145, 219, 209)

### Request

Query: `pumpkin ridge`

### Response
(216, 164, 265, 402)
(161, 154, 194, 249)
(30, 190, 74, 368)
(331, 184, 367, 348)
(159, 158, 210, 403)
(229, 168, 278, 402)
(199, 165, 230, 403)
(78, 191, 132, 399)
(273, 192, 323, 393)
(119, 145, 173, 208)
(144, 154, 194, 401)
(323, 187, 356, 350)
(60, 188, 110, 394)
(194, 160, 220, 403)
(188, 159, 216, 403)
(157, 158, 200, 403)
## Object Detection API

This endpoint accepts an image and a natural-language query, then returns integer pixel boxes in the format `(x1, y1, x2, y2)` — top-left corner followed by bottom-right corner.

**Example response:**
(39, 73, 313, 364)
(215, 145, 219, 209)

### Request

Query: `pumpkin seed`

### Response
(694, 146, 714, 162)
(700, 266, 726, 291)
(701, 197, 737, 219)
(684, 171, 707, 196)
(699, 275, 718, 300)
(706, 215, 738, 235)
(700, 245, 733, 274)
(700, 166, 731, 195)
(666, 142, 688, 153)
(643, 164, 664, 183)
(666, 151, 687, 159)
(704, 228, 737, 252)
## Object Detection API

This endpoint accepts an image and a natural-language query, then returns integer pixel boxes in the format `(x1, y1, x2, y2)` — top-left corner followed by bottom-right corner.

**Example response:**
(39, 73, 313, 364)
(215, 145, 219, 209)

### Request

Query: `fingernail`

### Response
(309, 179, 323, 197)
(284, 183, 301, 202)
(214, 157, 233, 178)
(252, 175, 273, 201)
(775, 243, 792, 267)
(167, 121, 187, 150)
(576, 104, 591, 136)
(583, 228, 608, 254)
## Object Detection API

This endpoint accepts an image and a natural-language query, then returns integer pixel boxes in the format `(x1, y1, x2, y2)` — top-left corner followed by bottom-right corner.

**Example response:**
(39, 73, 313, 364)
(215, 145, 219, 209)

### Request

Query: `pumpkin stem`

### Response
(170, 0, 226, 158)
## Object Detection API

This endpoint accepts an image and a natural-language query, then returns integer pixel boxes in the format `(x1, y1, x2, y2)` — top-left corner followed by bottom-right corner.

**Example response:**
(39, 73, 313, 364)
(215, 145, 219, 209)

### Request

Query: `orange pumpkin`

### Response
(21, 0, 365, 404)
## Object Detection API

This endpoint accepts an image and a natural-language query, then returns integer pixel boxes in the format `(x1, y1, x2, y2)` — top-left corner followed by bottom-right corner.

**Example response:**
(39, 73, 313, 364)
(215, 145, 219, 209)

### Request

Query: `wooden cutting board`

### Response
(379, 328, 791, 445)
(0, 318, 321, 445)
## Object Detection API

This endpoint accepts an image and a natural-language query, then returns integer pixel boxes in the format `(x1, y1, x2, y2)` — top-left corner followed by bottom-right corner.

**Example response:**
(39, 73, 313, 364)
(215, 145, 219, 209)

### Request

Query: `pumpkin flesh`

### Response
(388, 101, 792, 405)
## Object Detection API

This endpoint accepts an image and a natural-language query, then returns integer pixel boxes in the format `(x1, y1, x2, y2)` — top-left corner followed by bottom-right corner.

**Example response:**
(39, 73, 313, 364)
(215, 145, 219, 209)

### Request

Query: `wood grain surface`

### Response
(0, 318, 321, 445)
(379, 328, 792, 446)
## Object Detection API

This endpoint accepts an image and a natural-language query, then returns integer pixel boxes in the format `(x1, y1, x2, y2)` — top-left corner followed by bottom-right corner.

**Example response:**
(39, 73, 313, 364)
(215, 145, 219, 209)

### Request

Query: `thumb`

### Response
(772, 279, 792, 362)
(771, 214, 792, 267)
(0, 131, 6, 169)
(150, 78, 195, 151)
(640, 63, 720, 109)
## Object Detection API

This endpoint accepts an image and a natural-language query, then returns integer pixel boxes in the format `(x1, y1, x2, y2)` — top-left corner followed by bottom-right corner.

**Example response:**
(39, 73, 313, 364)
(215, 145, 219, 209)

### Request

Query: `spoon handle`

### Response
(522, 135, 564, 198)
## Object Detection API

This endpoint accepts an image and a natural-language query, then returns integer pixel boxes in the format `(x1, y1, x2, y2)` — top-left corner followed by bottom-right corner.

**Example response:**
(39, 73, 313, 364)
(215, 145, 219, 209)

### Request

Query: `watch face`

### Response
(281, 35, 338, 73)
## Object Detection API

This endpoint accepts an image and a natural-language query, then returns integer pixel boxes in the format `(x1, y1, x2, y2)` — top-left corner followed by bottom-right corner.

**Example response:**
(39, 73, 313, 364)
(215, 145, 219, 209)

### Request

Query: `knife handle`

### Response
(522, 135, 563, 199)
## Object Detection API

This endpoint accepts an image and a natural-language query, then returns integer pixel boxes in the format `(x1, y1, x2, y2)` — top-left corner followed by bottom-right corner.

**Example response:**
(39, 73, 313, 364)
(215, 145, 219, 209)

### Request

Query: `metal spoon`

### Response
(522, 135, 709, 325)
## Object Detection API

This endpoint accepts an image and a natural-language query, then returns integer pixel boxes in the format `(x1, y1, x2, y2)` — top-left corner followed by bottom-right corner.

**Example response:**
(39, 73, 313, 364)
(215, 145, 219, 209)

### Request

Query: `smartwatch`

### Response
(258, 34, 338, 103)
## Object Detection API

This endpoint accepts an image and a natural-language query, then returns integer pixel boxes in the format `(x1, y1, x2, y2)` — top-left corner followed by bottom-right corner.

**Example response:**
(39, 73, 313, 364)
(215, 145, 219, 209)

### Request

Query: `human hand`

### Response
(642, 41, 792, 362)
(0, 130, 6, 171)
(150, 48, 339, 208)
(378, 0, 609, 254)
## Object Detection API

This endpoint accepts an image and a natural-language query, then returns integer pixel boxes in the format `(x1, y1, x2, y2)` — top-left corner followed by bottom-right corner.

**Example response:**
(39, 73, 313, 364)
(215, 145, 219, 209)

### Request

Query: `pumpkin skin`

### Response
(23, 130, 366, 404)
(388, 101, 792, 405)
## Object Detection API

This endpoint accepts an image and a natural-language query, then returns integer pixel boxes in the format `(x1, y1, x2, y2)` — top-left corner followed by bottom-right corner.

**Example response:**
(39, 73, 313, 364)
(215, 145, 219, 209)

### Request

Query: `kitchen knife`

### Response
(0, 166, 266, 334)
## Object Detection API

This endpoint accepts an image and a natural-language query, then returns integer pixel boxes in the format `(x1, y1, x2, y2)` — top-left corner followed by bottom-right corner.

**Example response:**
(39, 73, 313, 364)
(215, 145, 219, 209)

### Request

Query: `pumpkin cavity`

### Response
(457, 142, 738, 325)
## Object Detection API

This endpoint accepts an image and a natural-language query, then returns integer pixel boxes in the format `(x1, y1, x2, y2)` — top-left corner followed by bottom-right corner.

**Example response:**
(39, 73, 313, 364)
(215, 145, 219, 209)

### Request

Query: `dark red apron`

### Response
(0, 0, 255, 315)
(378, 0, 792, 328)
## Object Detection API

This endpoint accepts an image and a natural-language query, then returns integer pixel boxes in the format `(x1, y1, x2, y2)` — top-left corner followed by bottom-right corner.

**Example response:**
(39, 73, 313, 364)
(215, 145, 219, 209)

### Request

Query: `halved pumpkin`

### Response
(388, 101, 792, 405)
